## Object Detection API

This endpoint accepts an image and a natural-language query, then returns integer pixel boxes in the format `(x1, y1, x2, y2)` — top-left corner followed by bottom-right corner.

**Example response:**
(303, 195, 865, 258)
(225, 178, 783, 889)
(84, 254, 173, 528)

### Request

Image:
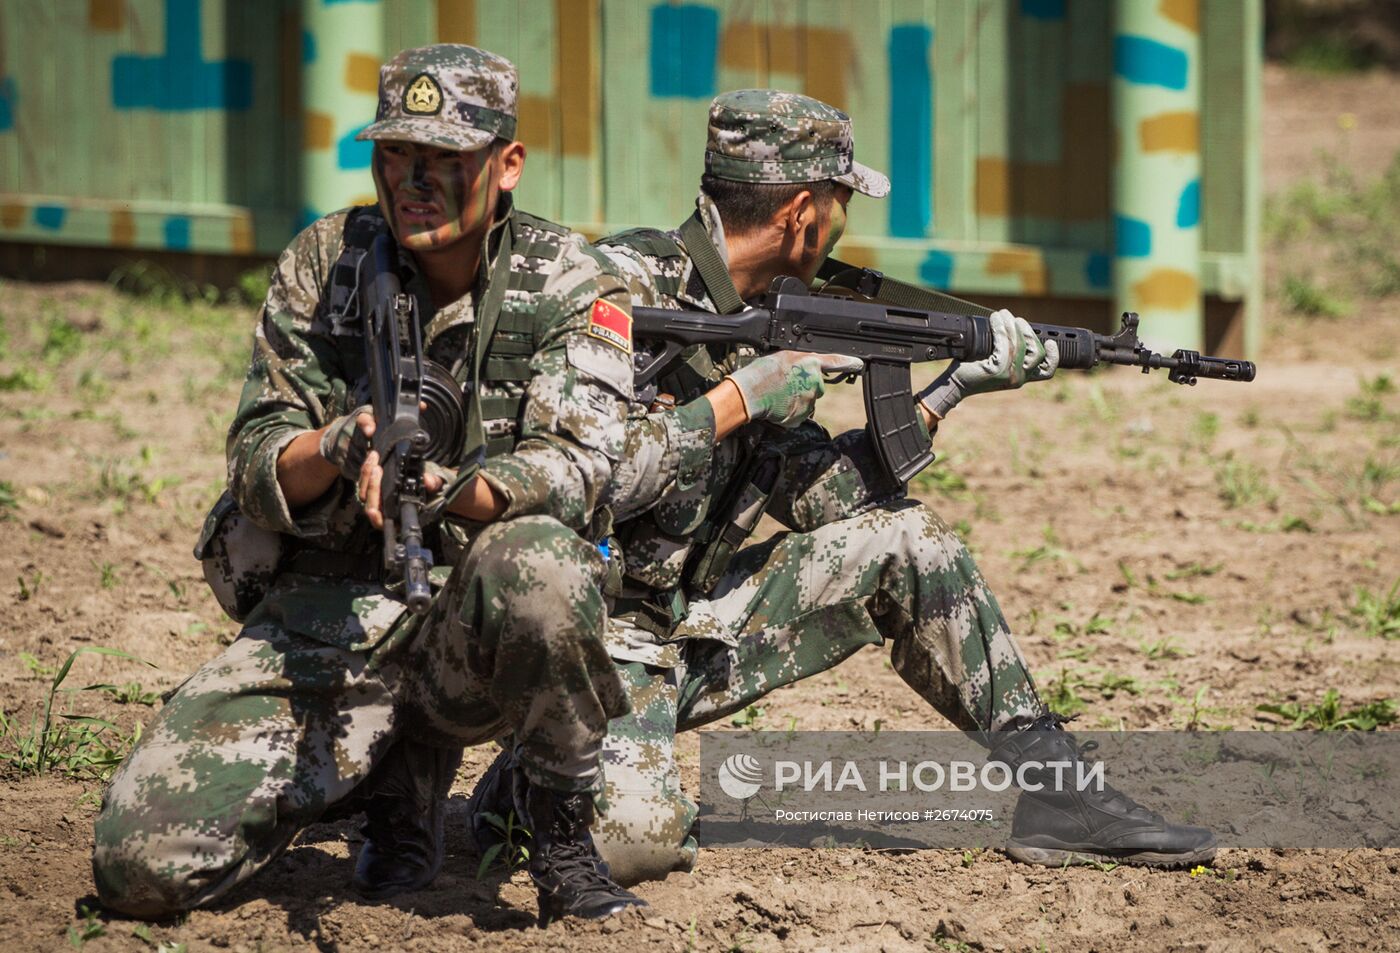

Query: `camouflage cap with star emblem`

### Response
(705, 89, 890, 198)
(357, 44, 518, 151)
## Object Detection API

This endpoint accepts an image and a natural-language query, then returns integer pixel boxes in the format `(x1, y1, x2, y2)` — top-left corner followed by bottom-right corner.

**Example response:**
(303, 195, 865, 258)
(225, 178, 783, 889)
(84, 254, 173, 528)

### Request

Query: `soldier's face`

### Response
(797, 185, 854, 284)
(818, 185, 853, 262)
(372, 140, 498, 252)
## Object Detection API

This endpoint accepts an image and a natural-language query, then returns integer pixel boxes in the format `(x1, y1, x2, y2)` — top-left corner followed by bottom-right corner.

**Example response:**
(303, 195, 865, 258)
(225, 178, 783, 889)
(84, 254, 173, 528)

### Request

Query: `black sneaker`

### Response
(523, 784, 646, 928)
(993, 715, 1218, 868)
(351, 740, 463, 900)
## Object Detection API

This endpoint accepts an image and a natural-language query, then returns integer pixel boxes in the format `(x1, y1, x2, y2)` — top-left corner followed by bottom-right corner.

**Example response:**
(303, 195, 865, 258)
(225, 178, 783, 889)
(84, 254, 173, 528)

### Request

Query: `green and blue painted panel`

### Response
(0, 0, 1258, 323)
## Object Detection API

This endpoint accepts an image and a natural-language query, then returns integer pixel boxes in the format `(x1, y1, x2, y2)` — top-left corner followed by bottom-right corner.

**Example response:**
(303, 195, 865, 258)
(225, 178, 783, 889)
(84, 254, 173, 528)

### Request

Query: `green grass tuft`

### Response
(1351, 579, 1400, 639)
(1257, 690, 1397, 731)
(1279, 273, 1350, 318)
(0, 647, 156, 781)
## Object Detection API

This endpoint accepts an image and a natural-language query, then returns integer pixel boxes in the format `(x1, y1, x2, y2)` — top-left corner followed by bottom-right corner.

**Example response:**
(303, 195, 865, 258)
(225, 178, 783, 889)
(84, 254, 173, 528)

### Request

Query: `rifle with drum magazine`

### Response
(361, 234, 467, 613)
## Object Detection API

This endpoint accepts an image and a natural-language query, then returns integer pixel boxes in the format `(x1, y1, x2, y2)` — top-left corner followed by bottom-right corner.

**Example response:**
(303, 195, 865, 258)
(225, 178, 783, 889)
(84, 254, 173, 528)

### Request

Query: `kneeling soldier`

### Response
(93, 44, 644, 928)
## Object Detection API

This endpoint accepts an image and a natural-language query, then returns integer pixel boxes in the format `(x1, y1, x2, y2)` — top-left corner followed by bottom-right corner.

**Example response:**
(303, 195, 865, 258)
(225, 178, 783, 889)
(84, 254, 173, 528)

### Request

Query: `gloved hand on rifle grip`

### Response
(916, 309, 1059, 419)
(319, 406, 375, 483)
(356, 450, 448, 531)
(728, 351, 865, 429)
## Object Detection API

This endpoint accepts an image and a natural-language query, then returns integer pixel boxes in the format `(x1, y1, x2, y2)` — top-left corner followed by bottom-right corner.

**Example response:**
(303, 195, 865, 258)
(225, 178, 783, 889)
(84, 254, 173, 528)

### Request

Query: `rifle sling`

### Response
(816, 256, 993, 318)
(434, 222, 515, 516)
(678, 212, 746, 315)
(462, 221, 516, 463)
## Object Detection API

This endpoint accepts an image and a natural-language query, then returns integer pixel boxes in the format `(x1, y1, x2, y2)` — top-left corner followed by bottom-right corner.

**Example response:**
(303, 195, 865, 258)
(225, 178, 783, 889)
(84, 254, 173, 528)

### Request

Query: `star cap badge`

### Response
(403, 73, 443, 116)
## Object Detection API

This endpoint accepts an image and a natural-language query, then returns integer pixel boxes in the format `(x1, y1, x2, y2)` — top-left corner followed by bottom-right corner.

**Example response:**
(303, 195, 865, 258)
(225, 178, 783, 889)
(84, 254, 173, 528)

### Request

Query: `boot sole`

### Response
(1006, 842, 1217, 869)
(352, 859, 444, 902)
(538, 897, 647, 929)
(352, 875, 439, 902)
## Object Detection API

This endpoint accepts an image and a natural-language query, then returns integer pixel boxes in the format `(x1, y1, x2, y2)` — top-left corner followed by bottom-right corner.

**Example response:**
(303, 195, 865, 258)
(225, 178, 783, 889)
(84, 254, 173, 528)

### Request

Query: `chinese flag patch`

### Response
(587, 298, 632, 353)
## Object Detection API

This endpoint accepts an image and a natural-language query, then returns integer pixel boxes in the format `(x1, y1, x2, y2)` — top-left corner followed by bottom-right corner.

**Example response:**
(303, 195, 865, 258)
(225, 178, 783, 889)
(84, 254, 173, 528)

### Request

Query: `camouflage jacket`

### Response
(597, 192, 905, 649)
(222, 201, 633, 650)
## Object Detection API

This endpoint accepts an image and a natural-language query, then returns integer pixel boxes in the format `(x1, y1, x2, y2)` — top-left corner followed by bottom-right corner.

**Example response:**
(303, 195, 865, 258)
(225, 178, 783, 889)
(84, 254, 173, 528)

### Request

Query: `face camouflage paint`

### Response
(818, 191, 849, 263)
(372, 141, 498, 252)
(799, 188, 850, 284)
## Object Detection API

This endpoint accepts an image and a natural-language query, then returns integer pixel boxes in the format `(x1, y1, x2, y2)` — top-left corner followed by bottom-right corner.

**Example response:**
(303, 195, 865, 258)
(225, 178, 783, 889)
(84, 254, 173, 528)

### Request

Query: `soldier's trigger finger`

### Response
(794, 355, 827, 387)
(364, 461, 384, 528)
(359, 450, 379, 505)
(819, 353, 864, 384)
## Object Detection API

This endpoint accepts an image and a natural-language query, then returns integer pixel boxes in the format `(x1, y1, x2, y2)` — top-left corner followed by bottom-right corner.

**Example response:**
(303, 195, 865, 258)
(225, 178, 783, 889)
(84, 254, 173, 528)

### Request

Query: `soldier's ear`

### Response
(496, 140, 527, 192)
(780, 189, 817, 239)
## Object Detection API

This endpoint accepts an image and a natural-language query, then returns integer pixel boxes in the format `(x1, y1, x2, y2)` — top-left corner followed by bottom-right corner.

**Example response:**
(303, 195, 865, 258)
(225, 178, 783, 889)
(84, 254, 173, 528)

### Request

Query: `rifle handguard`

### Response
(398, 497, 434, 615)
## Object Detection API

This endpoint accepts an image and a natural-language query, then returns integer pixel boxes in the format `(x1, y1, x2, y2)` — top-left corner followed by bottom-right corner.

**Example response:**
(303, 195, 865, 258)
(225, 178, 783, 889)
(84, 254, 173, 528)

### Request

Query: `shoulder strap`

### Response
(461, 222, 517, 467)
(678, 212, 745, 315)
(604, 227, 685, 260)
(326, 207, 383, 334)
(816, 257, 992, 317)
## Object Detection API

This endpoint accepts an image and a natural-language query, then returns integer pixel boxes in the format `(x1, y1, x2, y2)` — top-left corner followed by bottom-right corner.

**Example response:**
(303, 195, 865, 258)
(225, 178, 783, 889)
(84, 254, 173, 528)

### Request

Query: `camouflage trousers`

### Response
(514, 499, 1043, 884)
(92, 515, 628, 918)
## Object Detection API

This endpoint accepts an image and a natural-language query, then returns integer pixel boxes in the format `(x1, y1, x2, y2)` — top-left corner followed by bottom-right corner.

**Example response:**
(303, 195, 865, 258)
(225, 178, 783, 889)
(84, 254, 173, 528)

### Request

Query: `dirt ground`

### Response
(1, 64, 1398, 953)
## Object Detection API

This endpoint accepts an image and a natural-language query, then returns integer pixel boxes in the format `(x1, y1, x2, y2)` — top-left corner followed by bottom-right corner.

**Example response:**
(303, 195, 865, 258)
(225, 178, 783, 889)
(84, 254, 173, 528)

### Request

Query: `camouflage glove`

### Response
(916, 310, 1059, 419)
(318, 405, 374, 482)
(728, 352, 864, 428)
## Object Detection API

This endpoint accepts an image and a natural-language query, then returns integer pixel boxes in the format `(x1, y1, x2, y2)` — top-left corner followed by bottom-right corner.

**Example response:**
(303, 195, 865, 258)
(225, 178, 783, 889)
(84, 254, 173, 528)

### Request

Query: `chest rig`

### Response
(607, 226, 725, 404)
(197, 207, 576, 623)
(606, 224, 786, 636)
(326, 205, 574, 462)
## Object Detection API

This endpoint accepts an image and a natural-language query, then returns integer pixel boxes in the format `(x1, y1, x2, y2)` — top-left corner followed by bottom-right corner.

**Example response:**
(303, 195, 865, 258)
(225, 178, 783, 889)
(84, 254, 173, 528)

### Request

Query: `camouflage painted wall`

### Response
(0, 0, 1260, 347)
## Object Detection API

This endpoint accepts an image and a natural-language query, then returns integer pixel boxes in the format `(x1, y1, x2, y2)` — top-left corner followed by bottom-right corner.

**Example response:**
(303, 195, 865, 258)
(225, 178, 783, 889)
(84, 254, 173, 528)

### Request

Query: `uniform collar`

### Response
(693, 190, 731, 267)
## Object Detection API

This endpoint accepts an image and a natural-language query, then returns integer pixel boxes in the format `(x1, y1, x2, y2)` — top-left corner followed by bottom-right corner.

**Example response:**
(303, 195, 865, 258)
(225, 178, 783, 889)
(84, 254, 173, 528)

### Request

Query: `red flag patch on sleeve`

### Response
(586, 298, 632, 353)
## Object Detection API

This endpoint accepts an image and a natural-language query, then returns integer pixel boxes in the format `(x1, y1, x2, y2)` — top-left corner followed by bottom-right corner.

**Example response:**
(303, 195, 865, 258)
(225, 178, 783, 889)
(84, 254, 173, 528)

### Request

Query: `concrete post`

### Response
(300, 0, 386, 229)
(1112, 0, 1202, 350)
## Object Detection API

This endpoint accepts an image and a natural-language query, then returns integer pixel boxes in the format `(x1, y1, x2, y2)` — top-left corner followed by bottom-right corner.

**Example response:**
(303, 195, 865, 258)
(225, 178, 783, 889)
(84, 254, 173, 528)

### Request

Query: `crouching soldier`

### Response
(93, 44, 646, 928)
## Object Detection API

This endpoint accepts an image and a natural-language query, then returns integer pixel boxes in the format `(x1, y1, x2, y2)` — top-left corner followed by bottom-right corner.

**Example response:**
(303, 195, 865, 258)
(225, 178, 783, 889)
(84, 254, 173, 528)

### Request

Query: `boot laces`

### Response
(540, 837, 618, 890)
(1030, 715, 1153, 816)
(536, 799, 631, 899)
(1068, 735, 1158, 819)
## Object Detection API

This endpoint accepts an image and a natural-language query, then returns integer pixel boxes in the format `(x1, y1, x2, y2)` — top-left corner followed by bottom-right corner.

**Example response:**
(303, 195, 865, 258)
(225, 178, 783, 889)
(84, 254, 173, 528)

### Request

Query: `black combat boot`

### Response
(465, 747, 532, 856)
(352, 739, 464, 900)
(523, 783, 647, 927)
(992, 714, 1217, 868)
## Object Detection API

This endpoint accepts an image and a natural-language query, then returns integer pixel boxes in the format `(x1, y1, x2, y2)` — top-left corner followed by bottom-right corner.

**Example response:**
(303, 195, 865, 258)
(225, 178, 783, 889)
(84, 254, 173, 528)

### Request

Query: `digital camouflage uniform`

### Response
(92, 46, 636, 918)
(489, 91, 1047, 885)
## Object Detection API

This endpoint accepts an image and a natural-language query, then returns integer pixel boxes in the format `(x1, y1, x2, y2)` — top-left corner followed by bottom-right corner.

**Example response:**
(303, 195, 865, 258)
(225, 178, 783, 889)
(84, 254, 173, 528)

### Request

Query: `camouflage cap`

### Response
(357, 44, 517, 151)
(705, 89, 890, 198)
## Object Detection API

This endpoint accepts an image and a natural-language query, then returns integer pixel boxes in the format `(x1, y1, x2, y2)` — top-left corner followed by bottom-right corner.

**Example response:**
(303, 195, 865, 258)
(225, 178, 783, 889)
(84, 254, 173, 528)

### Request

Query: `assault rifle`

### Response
(363, 234, 436, 613)
(632, 274, 1256, 484)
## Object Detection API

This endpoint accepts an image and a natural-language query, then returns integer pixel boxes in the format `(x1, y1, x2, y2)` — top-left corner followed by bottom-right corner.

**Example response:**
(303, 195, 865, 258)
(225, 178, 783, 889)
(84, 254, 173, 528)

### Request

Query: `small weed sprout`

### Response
(0, 647, 156, 781)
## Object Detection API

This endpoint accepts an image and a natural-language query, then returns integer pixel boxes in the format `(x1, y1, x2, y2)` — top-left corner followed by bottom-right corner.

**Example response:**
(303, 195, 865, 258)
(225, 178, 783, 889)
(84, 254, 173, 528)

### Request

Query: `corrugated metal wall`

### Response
(0, 0, 1259, 346)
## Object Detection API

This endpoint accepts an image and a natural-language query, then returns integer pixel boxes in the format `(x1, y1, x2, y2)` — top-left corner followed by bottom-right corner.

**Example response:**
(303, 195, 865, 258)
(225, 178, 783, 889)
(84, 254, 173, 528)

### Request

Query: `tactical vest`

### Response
(198, 204, 581, 621)
(603, 228, 784, 633)
(330, 204, 577, 462)
(604, 227, 720, 404)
